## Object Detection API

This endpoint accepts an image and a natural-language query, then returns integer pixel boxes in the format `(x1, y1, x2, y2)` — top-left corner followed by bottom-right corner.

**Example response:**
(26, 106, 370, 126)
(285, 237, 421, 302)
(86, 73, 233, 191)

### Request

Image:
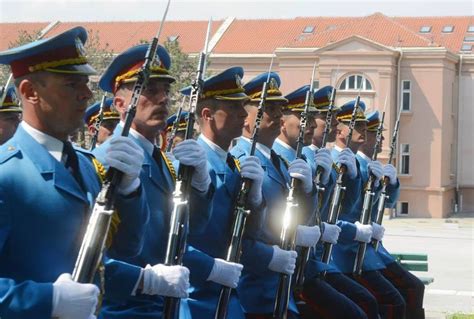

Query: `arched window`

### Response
(339, 74, 373, 91)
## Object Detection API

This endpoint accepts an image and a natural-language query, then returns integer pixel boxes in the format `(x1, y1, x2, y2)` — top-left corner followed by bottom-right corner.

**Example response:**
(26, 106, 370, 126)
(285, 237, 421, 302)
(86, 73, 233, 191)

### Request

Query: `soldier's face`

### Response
(98, 119, 119, 144)
(364, 130, 384, 154)
(312, 112, 338, 145)
(0, 112, 21, 145)
(28, 73, 92, 139)
(212, 100, 248, 140)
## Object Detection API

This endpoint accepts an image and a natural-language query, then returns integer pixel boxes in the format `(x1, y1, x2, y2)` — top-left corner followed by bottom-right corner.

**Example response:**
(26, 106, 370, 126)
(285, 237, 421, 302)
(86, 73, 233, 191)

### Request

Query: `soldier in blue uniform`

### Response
(179, 66, 265, 318)
(0, 27, 149, 319)
(360, 111, 425, 319)
(231, 73, 318, 319)
(162, 111, 188, 151)
(331, 101, 406, 319)
(84, 97, 120, 147)
(295, 86, 378, 319)
(93, 43, 214, 318)
(0, 87, 22, 144)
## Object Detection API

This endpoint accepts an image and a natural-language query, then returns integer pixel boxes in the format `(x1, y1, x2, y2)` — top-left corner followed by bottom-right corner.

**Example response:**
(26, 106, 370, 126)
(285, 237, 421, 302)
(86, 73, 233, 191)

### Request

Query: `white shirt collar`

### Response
(357, 151, 371, 162)
(241, 136, 271, 160)
(199, 134, 227, 162)
(121, 122, 154, 156)
(275, 138, 296, 154)
(21, 121, 64, 162)
(308, 144, 319, 151)
(334, 145, 344, 153)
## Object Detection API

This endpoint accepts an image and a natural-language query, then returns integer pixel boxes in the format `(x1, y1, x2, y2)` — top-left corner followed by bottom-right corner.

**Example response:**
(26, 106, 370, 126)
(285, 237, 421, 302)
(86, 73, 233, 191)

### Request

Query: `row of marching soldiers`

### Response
(0, 26, 425, 319)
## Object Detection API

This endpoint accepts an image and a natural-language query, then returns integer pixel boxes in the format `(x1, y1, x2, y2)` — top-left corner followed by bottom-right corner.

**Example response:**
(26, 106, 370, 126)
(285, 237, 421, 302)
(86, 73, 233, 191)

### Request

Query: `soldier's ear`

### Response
(201, 107, 214, 121)
(113, 96, 126, 115)
(18, 79, 38, 104)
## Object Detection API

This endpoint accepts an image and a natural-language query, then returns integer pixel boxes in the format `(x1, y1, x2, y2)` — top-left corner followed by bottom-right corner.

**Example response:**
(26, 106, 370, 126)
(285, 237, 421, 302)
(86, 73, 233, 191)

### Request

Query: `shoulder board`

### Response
(0, 143, 21, 164)
(161, 150, 177, 181)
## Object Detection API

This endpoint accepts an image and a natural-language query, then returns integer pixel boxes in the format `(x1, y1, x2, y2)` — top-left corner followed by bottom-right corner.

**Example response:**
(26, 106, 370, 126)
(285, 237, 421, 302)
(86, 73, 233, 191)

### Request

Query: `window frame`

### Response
(399, 143, 410, 175)
(338, 74, 373, 91)
(401, 80, 411, 112)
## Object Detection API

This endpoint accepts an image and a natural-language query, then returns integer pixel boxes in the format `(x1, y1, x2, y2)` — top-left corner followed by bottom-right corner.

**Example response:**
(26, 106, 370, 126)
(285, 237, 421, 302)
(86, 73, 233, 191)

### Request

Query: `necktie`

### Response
(62, 141, 82, 186)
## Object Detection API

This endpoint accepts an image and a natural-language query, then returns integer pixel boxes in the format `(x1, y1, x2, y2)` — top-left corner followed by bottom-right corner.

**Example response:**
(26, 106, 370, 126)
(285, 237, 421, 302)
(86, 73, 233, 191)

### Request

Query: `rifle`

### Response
(89, 94, 107, 151)
(165, 95, 187, 152)
(162, 17, 212, 319)
(372, 103, 402, 251)
(214, 58, 275, 319)
(0, 20, 60, 106)
(273, 66, 315, 319)
(320, 94, 362, 266)
(72, 0, 171, 285)
(353, 110, 385, 275)
(293, 63, 328, 291)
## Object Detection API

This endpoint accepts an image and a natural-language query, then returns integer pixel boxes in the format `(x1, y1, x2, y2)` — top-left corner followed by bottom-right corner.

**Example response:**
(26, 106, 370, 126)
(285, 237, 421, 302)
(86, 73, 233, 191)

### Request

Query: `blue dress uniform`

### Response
(92, 44, 213, 318)
(0, 27, 149, 319)
(364, 111, 425, 319)
(230, 73, 318, 319)
(331, 102, 406, 319)
(177, 67, 255, 319)
(289, 86, 376, 319)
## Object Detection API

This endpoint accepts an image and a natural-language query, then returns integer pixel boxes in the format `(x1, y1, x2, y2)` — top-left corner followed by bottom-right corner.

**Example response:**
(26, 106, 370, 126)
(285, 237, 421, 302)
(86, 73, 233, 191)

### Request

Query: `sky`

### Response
(0, 0, 472, 22)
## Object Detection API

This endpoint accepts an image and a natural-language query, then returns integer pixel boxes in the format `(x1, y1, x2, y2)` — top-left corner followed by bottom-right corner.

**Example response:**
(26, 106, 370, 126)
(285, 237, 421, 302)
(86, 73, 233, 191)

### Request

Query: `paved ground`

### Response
(382, 212, 474, 318)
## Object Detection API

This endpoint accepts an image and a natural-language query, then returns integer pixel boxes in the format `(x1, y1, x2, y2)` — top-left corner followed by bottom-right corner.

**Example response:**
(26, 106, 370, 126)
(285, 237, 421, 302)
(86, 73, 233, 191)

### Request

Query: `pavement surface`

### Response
(382, 212, 474, 318)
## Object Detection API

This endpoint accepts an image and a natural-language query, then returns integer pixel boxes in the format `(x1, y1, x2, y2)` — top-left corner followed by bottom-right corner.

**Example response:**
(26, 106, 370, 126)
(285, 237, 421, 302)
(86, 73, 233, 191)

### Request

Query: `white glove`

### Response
(321, 222, 341, 244)
(52, 273, 99, 319)
(315, 148, 333, 184)
(368, 161, 383, 180)
(288, 158, 313, 193)
(354, 221, 373, 243)
(337, 148, 357, 179)
(295, 225, 321, 247)
(239, 156, 264, 207)
(105, 136, 144, 195)
(383, 164, 398, 185)
(207, 258, 243, 288)
(371, 222, 385, 241)
(142, 264, 190, 298)
(172, 139, 211, 192)
(268, 245, 297, 275)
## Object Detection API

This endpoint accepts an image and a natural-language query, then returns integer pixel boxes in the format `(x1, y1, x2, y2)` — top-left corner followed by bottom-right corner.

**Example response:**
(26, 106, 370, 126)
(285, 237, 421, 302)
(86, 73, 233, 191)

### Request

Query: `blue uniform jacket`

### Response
(94, 127, 213, 319)
(230, 137, 317, 315)
(181, 135, 265, 319)
(0, 125, 149, 319)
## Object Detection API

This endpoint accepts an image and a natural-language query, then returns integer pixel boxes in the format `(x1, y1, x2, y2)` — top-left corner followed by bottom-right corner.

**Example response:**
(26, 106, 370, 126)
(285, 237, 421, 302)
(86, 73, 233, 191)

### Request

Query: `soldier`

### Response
(0, 87, 22, 144)
(299, 86, 379, 319)
(93, 43, 214, 318)
(0, 27, 149, 319)
(180, 66, 265, 318)
(360, 111, 425, 319)
(162, 110, 188, 151)
(331, 101, 406, 319)
(84, 97, 120, 147)
(231, 72, 318, 319)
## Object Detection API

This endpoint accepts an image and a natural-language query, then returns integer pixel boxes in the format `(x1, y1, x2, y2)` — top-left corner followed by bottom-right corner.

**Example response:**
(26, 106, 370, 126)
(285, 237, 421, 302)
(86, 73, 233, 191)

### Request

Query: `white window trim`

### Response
(401, 80, 411, 112)
(339, 74, 373, 91)
(399, 143, 410, 175)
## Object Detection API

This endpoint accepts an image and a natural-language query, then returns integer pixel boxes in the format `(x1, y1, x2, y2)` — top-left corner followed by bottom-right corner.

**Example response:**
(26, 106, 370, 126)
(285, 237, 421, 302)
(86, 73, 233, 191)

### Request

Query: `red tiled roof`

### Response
(0, 21, 223, 53)
(0, 15, 472, 54)
(289, 13, 435, 49)
(393, 16, 474, 52)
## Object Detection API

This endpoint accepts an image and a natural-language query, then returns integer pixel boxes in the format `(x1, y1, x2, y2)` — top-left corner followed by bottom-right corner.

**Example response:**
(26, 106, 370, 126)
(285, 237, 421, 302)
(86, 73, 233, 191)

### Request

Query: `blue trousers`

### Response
(298, 273, 375, 319)
(350, 270, 406, 319)
(381, 262, 425, 319)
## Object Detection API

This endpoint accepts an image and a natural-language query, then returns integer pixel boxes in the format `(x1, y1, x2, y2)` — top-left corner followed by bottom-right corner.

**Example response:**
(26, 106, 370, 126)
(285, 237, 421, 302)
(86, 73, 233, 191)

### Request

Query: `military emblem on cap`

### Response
(283, 85, 318, 113)
(0, 27, 96, 78)
(180, 66, 249, 101)
(243, 72, 288, 103)
(99, 44, 175, 93)
(313, 86, 338, 112)
(365, 110, 386, 132)
(336, 99, 368, 122)
(1, 87, 22, 112)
